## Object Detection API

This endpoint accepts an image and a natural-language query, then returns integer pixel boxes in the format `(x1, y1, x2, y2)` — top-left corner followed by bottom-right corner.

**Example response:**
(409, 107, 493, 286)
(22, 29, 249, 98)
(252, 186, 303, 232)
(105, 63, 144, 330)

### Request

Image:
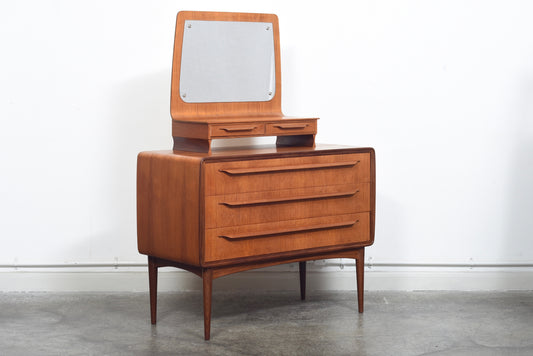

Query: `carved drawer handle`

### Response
(219, 161, 360, 175)
(272, 123, 309, 129)
(220, 126, 257, 132)
(220, 190, 359, 207)
(219, 220, 359, 240)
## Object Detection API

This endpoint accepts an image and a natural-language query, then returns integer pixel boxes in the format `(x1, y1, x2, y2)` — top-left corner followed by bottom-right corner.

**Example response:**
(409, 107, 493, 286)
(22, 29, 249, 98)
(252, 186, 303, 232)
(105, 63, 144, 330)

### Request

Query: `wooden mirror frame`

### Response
(171, 11, 282, 119)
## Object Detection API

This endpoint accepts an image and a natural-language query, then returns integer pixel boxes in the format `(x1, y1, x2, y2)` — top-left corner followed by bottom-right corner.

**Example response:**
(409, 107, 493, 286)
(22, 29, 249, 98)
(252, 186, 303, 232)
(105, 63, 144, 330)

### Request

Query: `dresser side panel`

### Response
(137, 152, 201, 265)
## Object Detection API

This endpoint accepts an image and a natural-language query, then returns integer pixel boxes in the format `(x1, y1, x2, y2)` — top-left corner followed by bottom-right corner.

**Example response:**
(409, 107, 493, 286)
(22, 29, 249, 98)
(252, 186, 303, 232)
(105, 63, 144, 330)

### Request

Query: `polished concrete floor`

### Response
(1, 291, 532, 355)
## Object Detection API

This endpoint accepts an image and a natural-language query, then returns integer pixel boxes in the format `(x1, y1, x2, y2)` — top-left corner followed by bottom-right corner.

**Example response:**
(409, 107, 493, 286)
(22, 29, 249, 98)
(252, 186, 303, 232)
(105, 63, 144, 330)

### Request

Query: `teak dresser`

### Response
(137, 11, 376, 340)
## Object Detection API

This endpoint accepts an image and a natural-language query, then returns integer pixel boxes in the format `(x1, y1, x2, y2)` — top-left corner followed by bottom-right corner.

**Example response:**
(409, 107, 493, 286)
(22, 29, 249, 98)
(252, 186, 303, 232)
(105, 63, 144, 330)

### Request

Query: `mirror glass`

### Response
(179, 20, 275, 103)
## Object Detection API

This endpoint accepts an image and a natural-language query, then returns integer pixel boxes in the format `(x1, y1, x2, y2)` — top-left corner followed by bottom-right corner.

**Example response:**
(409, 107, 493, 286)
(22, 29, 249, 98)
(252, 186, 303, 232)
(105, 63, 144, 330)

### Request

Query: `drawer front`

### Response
(210, 123, 265, 138)
(204, 213, 370, 262)
(205, 183, 370, 228)
(204, 153, 370, 196)
(265, 120, 316, 136)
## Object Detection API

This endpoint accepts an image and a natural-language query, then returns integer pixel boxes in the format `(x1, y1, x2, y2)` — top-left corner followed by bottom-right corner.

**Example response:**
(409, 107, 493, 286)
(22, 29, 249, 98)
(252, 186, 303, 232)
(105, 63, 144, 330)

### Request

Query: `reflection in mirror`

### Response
(179, 20, 275, 103)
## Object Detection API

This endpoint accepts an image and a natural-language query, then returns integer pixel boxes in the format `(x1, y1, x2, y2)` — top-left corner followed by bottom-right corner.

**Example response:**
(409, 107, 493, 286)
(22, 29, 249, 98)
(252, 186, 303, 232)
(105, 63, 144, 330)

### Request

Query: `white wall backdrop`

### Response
(1, 1, 532, 290)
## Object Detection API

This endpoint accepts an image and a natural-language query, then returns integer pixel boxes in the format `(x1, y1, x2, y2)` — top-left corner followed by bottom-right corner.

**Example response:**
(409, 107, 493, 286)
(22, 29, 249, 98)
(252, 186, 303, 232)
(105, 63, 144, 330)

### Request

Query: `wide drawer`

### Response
(203, 213, 370, 262)
(205, 183, 370, 228)
(204, 153, 370, 196)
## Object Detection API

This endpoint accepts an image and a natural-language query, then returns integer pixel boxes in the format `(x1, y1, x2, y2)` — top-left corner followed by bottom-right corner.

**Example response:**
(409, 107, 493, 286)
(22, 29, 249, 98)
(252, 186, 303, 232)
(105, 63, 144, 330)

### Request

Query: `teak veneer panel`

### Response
(137, 152, 202, 265)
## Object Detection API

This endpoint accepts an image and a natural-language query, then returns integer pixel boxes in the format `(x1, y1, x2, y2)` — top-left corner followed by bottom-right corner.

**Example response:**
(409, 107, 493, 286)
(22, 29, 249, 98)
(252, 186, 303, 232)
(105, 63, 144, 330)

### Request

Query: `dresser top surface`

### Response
(141, 144, 374, 162)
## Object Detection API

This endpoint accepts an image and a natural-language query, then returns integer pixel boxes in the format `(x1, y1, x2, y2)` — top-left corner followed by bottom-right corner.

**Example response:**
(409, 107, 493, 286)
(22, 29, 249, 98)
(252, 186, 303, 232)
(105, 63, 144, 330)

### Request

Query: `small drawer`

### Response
(210, 123, 265, 138)
(265, 120, 316, 136)
(205, 183, 370, 228)
(203, 213, 370, 262)
(204, 153, 371, 196)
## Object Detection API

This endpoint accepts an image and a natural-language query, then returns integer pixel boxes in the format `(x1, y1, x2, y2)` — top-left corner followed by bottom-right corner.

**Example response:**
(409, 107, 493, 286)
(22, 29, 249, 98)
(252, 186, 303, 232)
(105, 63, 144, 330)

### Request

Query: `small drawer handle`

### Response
(272, 124, 309, 130)
(219, 220, 359, 240)
(220, 126, 257, 132)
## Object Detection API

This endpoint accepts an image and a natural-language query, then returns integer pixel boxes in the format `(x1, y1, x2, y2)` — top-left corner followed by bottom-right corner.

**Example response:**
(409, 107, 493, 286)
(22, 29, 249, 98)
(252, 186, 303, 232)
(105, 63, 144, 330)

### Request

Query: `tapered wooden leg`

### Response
(148, 256, 158, 324)
(202, 269, 213, 340)
(355, 248, 365, 313)
(299, 261, 307, 300)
